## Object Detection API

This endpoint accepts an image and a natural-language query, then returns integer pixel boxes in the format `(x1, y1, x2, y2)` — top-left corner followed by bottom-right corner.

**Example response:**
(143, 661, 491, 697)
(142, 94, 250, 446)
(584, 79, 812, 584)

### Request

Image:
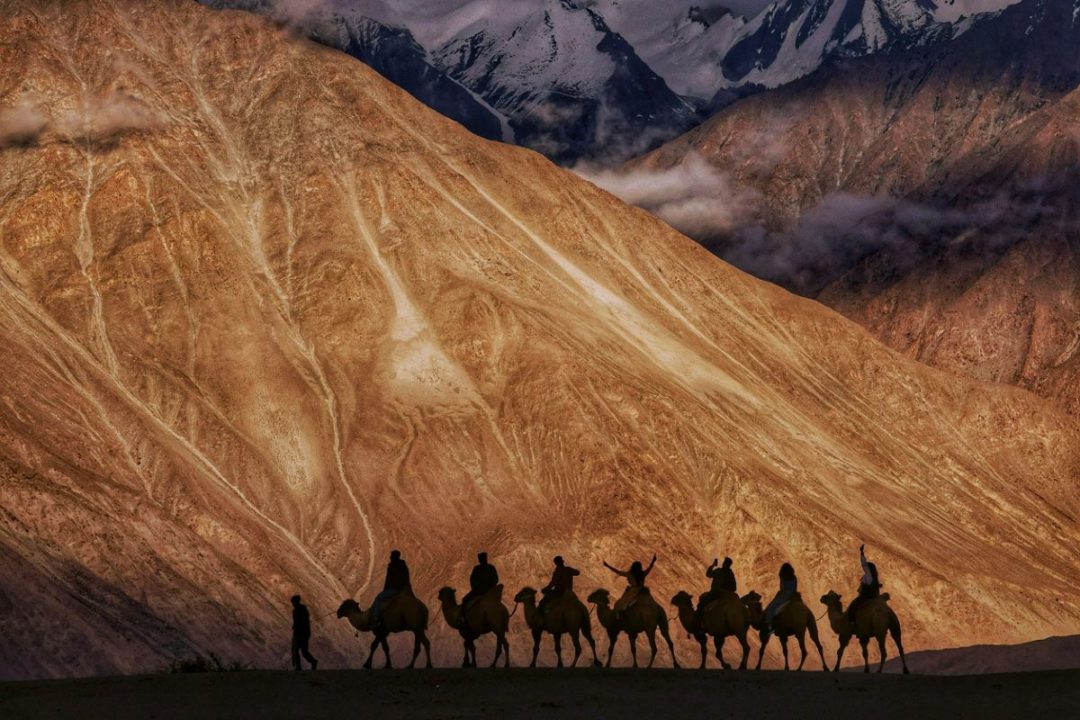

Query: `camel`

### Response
(743, 590, 827, 671)
(514, 587, 601, 668)
(335, 593, 432, 669)
(820, 590, 909, 674)
(586, 588, 680, 669)
(438, 586, 511, 668)
(671, 590, 751, 670)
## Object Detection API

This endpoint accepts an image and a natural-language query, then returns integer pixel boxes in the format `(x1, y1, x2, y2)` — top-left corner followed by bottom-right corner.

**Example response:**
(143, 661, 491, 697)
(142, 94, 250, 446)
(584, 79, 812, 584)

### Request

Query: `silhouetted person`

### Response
(539, 555, 580, 614)
(461, 552, 499, 610)
(373, 549, 411, 626)
(845, 545, 881, 620)
(291, 595, 318, 670)
(604, 554, 656, 616)
(764, 562, 798, 631)
(698, 556, 737, 613)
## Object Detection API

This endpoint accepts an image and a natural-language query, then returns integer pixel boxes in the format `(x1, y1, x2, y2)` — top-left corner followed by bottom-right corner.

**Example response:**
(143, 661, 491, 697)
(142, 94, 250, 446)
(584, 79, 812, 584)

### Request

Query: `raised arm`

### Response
(604, 561, 629, 578)
(644, 554, 657, 577)
(860, 545, 872, 583)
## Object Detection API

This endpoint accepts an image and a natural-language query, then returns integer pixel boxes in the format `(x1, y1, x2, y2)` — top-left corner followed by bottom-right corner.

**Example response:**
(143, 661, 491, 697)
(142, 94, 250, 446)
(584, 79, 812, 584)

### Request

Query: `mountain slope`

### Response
(633, 0, 1080, 414)
(1, 0, 1079, 680)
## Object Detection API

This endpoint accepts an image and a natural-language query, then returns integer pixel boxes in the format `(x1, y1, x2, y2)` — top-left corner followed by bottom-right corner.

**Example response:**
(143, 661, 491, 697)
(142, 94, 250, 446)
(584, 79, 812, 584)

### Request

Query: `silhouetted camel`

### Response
(821, 590, 909, 674)
(743, 590, 827, 671)
(514, 587, 601, 668)
(438, 586, 511, 668)
(587, 588, 679, 669)
(336, 595, 432, 669)
(671, 590, 751, 670)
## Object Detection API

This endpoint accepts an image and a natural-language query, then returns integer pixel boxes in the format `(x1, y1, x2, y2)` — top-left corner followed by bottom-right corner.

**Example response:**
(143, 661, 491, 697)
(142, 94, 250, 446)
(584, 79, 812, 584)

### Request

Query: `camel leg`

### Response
(529, 629, 542, 668)
(491, 633, 503, 668)
(554, 633, 565, 668)
(889, 617, 910, 675)
(381, 637, 393, 669)
(464, 638, 475, 668)
(876, 633, 888, 673)
(570, 629, 583, 667)
(503, 634, 511, 668)
(780, 635, 790, 671)
(629, 633, 639, 669)
(582, 623, 601, 668)
(698, 634, 708, 670)
(363, 635, 380, 670)
(714, 636, 730, 670)
(737, 629, 750, 671)
(421, 631, 433, 669)
(605, 631, 618, 668)
(408, 632, 420, 669)
(755, 629, 770, 670)
(834, 635, 850, 673)
(645, 630, 658, 669)
(807, 617, 827, 671)
(658, 617, 679, 669)
(860, 637, 870, 673)
(795, 632, 807, 671)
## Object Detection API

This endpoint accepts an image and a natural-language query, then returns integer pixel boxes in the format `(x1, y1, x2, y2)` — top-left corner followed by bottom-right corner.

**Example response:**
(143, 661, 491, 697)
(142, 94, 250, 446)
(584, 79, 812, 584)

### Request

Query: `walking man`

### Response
(291, 594, 318, 671)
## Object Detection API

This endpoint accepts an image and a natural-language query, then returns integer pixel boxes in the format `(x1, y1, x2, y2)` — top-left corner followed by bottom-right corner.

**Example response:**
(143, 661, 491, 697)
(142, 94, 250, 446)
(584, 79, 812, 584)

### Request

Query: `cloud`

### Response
(576, 153, 762, 238)
(56, 91, 165, 146)
(0, 100, 48, 148)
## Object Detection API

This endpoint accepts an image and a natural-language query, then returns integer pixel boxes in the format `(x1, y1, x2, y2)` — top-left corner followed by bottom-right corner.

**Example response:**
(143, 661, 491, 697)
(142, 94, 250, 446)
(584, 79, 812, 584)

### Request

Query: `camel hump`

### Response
(880, 592, 891, 603)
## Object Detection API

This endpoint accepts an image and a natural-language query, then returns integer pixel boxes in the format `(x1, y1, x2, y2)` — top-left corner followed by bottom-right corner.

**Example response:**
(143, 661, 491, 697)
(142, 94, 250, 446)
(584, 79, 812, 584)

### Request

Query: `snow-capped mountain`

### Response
(430, 0, 698, 162)
(206, 0, 1027, 161)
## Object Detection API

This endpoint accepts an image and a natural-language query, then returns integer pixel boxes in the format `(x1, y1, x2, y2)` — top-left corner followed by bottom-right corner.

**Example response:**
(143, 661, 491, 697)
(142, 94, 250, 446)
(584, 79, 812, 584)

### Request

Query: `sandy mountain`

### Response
(0, 0, 1078, 680)
(633, 0, 1080, 415)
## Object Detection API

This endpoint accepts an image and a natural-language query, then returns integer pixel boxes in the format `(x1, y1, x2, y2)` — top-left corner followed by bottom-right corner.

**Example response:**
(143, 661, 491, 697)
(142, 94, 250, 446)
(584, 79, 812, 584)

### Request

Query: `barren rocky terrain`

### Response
(0, 0, 1078, 680)
(635, 0, 1080, 416)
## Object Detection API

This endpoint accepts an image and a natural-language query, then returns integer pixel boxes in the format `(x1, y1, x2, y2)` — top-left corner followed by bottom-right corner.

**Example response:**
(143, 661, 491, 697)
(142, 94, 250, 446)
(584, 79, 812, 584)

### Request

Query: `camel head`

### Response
(820, 590, 843, 609)
(514, 587, 538, 604)
(741, 590, 762, 609)
(586, 588, 611, 606)
(670, 590, 694, 609)
(437, 586, 457, 605)
(336, 599, 360, 618)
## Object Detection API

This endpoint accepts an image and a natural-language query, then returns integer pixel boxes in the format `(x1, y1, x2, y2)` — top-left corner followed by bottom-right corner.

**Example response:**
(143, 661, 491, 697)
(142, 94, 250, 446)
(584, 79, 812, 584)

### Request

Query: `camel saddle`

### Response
(464, 584, 503, 613)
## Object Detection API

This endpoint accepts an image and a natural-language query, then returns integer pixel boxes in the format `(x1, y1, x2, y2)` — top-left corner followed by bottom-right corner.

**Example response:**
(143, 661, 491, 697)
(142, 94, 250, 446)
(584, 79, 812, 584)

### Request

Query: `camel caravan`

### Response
(323, 545, 909, 674)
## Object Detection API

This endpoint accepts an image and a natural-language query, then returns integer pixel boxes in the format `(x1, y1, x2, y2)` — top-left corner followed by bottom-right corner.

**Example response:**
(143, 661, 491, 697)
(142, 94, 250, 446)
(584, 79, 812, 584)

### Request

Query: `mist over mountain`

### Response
(622, 0, 1080, 414)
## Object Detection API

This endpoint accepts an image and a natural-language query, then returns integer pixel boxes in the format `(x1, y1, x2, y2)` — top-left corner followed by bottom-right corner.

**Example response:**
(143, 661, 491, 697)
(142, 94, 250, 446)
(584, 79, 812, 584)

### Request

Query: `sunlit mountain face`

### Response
(0, 0, 1078, 682)
(625, 0, 1080, 416)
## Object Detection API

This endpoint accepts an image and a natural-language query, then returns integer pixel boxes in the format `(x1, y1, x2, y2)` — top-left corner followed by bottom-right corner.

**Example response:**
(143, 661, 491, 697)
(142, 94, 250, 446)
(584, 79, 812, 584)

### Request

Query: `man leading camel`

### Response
(539, 555, 580, 614)
(291, 594, 318, 671)
(698, 557, 737, 617)
(373, 550, 411, 628)
(604, 554, 656, 617)
(845, 545, 881, 621)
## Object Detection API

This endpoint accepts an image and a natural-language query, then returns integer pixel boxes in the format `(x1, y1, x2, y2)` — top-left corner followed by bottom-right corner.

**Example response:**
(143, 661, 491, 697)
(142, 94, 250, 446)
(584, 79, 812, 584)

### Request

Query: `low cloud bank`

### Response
(577, 153, 759, 238)
(0, 101, 48, 148)
(0, 92, 165, 150)
(579, 157, 1059, 295)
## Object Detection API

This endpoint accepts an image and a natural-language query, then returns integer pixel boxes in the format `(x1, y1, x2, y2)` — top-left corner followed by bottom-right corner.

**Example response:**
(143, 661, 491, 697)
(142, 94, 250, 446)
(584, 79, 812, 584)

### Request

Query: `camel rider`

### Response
(461, 552, 500, 611)
(373, 549, 411, 627)
(604, 554, 656, 616)
(845, 545, 881, 621)
(539, 555, 580, 614)
(698, 557, 737, 614)
(764, 562, 798, 632)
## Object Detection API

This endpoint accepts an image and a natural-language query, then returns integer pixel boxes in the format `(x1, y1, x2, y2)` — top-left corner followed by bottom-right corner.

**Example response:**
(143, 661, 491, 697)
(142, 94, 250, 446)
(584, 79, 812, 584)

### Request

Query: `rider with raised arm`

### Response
(604, 554, 656, 617)
(845, 544, 881, 620)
